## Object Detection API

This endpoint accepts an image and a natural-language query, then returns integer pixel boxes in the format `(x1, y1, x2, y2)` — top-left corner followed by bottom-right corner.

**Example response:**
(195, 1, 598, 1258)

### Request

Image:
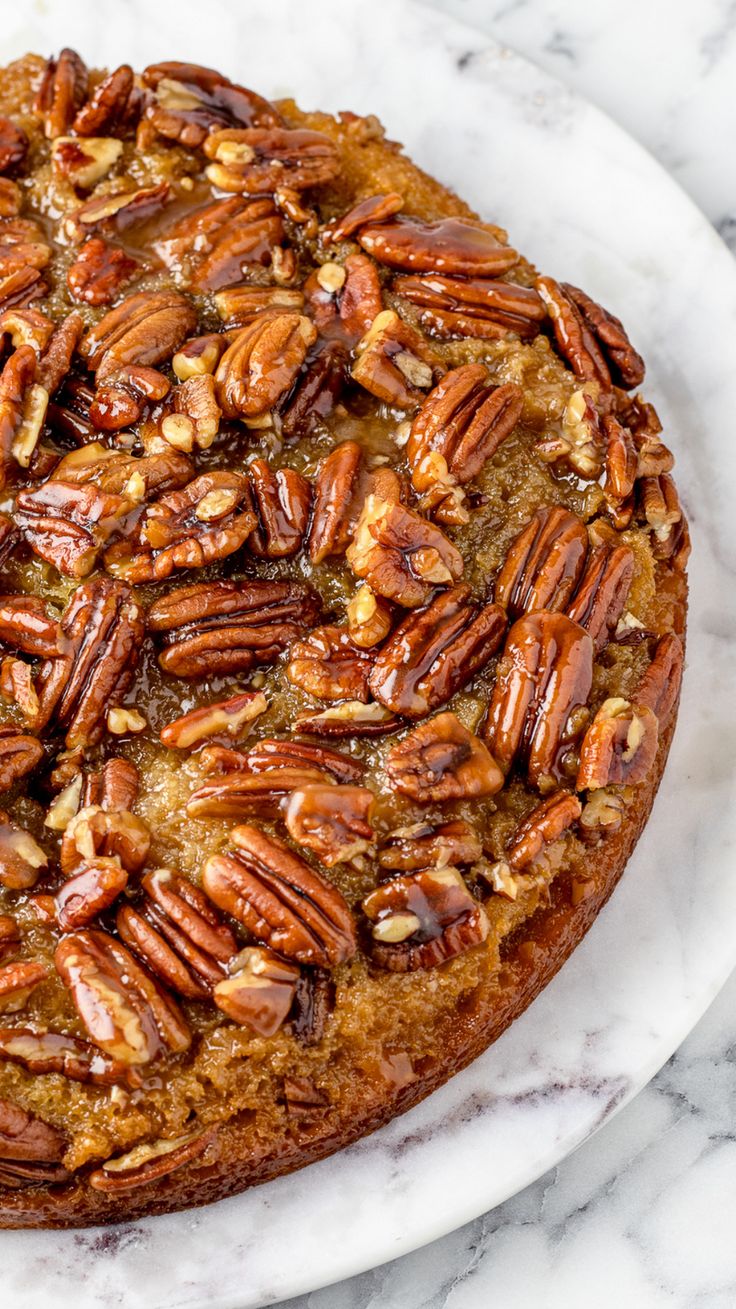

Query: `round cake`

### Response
(0, 51, 688, 1227)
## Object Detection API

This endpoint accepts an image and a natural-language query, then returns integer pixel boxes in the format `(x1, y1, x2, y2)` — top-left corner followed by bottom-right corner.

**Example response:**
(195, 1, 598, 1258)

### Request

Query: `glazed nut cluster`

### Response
(0, 52, 688, 1193)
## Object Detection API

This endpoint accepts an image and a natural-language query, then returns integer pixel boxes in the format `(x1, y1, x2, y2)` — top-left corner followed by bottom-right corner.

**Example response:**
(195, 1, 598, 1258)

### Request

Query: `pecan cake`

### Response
(0, 51, 687, 1227)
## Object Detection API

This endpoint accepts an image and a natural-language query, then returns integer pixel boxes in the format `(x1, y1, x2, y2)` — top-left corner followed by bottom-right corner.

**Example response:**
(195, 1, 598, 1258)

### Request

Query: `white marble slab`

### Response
(1, 2, 735, 1306)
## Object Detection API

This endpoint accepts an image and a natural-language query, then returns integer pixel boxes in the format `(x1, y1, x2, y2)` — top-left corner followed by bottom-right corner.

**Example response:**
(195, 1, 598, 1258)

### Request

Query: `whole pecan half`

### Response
(89, 1126, 218, 1194)
(0, 1026, 138, 1087)
(0, 1096, 67, 1188)
(187, 766, 330, 820)
(323, 192, 404, 243)
(307, 440, 401, 565)
(347, 493, 463, 607)
(80, 289, 197, 381)
(0, 959, 49, 1012)
(378, 818, 482, 872)
(506, 789, 582, 870)
(351, 309, 444, 409)
(635, 632, 683, 725)
(34, 47, 88, 139)
(72, 64, 139, 136)
(394, 271, 545, 340)
(55, 859, 129, 931)
(67, 237, 141, 307)
(55, 928, 190, 1064)
(363, 867, 489, 971)
(0, 593, 62, 657)
(142, 60, 280, 147)
(15, 479, 137, 578)
(213, 946, 300, 1036)
(358, 215, 518, 276)
(0, 120, 28, 175)
(495, 506, 589, 619)
(408, 365, 523, 494)
(485, 611, 594, 786)
(83, 756, 139, 811)
(105, 472, 256, 583)
(283, 784, 375, 866)
(536, 276, 645, 390)
(369, 585, 506, 717)
(279, 342, 348, 440)
(286, 625, 373, 702)
(566, 542, 634, 652)
(203, 824, 357, 967)
(293, 700, 400, 738)
(158, 196, 284, 291)
(34, 576, 144, 748)
(204, 126, 339, 193)
(386, 712, 504, 804)
(148, 578, 320, 678)
(0, 813, 47, 889)
(237, 738, 365, 784)
(576, 697, 659, 791)
(246, 458, 311, 558)
(117, 869, 237, 1000)
(0, 732, 44, 794)
(215, 313, 317, 420)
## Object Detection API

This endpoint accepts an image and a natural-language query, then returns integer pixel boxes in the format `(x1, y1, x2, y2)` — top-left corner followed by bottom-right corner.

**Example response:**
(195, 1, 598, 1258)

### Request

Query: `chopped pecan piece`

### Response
(36, 311, 84, 396)
(579, 787, 626, 842)
(369, 586, 506, 717)
(576, 697, 659, 790)
(352, 309, 444, 408)
(142, 60, 280, 147)
(214, 946, 300, 1035)
(89, 1127, 217, 1194)
(347, 494, 463, 607)
(80, 289, 197, 381)
(639, 472, 686, 562)
(293, 700, 400, 738)
(0, 813, 47, 890)
(279, 342, 348, 439)
(60, 803, 149, 878)
(0, 959, 49, 1011)
(635, 632, 683, 724)
(105, 472, 256, 583)
(0, 657, 39, 722)
(346, 584, 393, 649)
(536, 276, 645, 390)
(148, 578, 320, 678)
(34, 576, 144, 749)
(566, 542, 634, 651)
(358, 215, 518, 276)
(0, 915, 20, 961)
(537, 388, 605, 479)
(0, 1026, 138, 1087)
(55, 929, 190, 1064)
(363, 867, 489, 971)
(34, 48, 88, 138)
(83, 757, 139, 811)
(408, 365, 523, 496)
(485, 611, 594, 786)
(0, 345, 48, 484)
(203, 825, 357, 967)
(172, 334, 227, 381)
(63, 182, 170, 244)
(245, 458, 311, 558)
(54, 859, 129, 931)
(187, 766, 329, 820)
(621, 395, 674, 477)
(378, 818, 482, 872)
(117, 869, 237, 1000)
(387, 712, 503, 804)
(166, 374, 221, 450)
(0, 120, 28, 175)
(67, 237, 141, 306)
(289, 968, 334, 1045)
(161, 691, 267, 751)
(284, 784, 375, 866)
(0, 1096, 67, 1188)
(204, 126, 339, 193)
(304, 254, 383, 345)
(51, 135, 123, 189)
(395, 272, 545, 340)
(215, 313, 316, 421)
(286, 625, 373, 702)
(506, 790, 582, 870)
(238, 738, 364, 784)
(307, 440, 401, 564)
(495, 506, 589, 619)
(0, 733, 44, 793)
(72, 64, 139, 136)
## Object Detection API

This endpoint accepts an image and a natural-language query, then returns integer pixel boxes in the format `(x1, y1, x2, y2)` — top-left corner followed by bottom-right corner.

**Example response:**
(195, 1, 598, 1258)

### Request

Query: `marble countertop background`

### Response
(275, 2, 736, 1306)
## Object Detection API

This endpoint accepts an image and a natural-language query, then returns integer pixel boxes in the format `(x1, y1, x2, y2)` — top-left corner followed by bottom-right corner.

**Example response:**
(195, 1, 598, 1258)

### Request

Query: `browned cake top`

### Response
(0, 51, 687, 1213)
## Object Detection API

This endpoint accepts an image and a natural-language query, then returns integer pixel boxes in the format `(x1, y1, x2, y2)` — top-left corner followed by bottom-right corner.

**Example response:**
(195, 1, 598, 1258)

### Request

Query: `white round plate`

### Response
(2, 1, 735, 1305)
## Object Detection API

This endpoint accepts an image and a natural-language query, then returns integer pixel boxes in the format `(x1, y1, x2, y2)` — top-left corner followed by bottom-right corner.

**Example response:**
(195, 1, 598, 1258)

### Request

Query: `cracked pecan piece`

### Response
(576, 697, 659, 791)
(506, 790, 583, 870)
(142, 61, 280, 148)
(279, 342, 348, 439)
(358, 215, 518, 276)
(378, 818, 482, 872)
(0, 120, 28, 175)
(369, 586, 506, 717)
(88, 1128, 219, 1195)
(117, 869, 237, 1000)
(160, 690, 267, 751)
(536, 276, 645, 391)
(0, 1027, 138, 1088)
(495, 506, 589, 619)
(55, 929, 190, 1065)
(286, 625, 373, 702)
(635, 632, 684, 725)
(203, 825, 357, 968)
(386, 712, 504, 804)
(363, 867, 489, 972)
(303, 254, 383, 346)
(395, 272, 545, 340)
(408, 365, 523, 497)
(347, 493, 463, 607)
(104, 471, 256, 583)
(293, 701, 401, 738)
(0, 345, 49, 487)
(283, 784, 375, 866)
(204, 126, 339, 193)
(485, 611, 594, 787)
(0, 814, 47, 889)
(0, 733, 44, 794)
(148, 577, 320, 678)
(213, 947, 300, 1037)
(63, 183, 171, 244)
(351, 309, 445, 409)
(0, 1097, 68, 1189)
